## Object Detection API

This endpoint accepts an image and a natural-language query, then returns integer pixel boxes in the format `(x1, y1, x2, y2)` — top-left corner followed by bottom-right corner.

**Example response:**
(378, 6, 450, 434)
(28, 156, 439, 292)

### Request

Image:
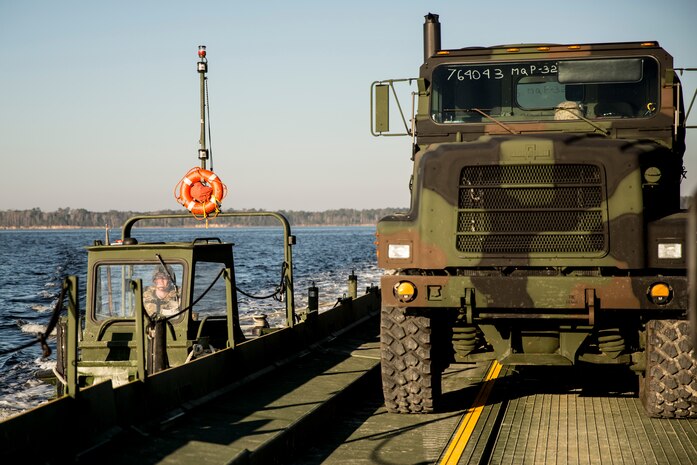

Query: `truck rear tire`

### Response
(380, 306, 440, 413)
(641, 319, 697, 418)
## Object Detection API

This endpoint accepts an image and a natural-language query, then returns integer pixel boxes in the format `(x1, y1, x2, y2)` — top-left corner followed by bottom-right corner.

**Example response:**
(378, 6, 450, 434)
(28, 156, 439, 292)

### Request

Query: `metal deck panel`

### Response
(87, 334, 383, 465)
(289, 363, 494, 465)
(68, 353, 697, 465)
(488, 369, 697, 465)
(291, 363, 697, 465)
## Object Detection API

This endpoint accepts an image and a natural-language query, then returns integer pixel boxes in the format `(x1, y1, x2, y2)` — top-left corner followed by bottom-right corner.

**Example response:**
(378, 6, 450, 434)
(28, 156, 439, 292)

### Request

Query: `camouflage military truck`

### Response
(372, 13, 696, 418)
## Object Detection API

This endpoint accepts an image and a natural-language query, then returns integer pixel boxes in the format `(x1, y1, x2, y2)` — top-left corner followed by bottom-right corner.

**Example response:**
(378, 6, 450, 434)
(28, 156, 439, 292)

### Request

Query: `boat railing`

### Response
(121, 211, 296, 328)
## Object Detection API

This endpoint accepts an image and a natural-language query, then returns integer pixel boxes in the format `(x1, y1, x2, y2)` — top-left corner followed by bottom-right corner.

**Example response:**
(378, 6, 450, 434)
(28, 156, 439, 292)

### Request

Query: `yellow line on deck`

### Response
(438, 360, 504, 465)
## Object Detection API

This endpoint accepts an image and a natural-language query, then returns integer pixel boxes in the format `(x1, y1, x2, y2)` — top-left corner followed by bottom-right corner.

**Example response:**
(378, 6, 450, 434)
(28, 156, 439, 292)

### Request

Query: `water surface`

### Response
(0, 226, 380, 418)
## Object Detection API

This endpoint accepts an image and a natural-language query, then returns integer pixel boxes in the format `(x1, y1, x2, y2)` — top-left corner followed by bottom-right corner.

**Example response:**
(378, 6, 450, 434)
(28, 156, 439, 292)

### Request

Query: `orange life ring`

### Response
(177, 168, 226, 215)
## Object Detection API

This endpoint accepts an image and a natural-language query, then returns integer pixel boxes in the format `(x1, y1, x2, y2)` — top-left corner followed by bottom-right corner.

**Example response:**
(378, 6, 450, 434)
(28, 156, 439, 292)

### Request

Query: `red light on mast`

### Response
(198, 45, 206, 58)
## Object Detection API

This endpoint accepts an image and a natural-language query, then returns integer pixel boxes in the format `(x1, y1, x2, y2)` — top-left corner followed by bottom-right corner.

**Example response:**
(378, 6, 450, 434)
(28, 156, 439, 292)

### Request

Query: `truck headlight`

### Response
(388, 244, 411, 259)
(657, 243, 682, 259)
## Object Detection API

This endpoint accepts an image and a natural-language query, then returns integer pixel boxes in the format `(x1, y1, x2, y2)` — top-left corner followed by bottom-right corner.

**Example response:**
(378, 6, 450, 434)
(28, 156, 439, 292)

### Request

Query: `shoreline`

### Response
(0, 208, 404, 230)
(0, 224, 378, 231)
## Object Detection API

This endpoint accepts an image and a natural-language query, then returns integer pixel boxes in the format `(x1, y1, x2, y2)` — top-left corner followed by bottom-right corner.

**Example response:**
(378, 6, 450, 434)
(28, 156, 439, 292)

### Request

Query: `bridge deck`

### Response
(488, 368, 697, 465)
(79, 321, 697, 465)
(288, 364, 697, 465)
(85, 324, 382, 465)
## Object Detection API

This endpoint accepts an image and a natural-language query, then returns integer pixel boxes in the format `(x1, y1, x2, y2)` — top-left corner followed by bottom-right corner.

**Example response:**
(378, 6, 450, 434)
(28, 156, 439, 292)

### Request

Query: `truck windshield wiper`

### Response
(466, 108, 518, 134)
(554, 106, 610, 136)
(448, 107, 610, 136)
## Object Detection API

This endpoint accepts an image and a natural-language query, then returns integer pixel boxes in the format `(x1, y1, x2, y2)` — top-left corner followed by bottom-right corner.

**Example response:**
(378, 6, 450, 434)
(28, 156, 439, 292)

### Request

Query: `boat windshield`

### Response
(430, 57, 660, 124)
(94, 262, 184, 320)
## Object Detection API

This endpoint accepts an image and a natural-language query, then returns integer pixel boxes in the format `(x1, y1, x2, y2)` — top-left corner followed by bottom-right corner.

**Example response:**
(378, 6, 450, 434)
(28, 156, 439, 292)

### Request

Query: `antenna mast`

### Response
(174, 45, 227, 219)
(197, 45, 208, 169)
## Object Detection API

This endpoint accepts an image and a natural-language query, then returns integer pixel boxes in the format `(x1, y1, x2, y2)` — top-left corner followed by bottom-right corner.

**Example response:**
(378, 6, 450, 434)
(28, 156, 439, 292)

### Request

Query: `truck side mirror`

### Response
(371, 78, 418, 137)
(374, 83, 390, 134)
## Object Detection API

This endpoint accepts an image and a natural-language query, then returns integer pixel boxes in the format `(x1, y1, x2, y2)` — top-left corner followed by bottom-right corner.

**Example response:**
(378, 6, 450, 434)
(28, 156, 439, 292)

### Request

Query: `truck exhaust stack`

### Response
(423, 13, 441, 61)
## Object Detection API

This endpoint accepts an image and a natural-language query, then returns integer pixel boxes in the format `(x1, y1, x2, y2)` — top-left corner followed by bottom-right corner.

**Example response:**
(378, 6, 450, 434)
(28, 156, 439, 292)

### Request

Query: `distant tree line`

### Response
(0, 207, 408, 229)
(4, 198, 691, 228)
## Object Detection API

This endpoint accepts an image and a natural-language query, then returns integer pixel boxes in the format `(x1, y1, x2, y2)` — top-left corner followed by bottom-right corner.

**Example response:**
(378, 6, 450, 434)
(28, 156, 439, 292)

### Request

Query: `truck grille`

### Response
(456, 164, 606, 254)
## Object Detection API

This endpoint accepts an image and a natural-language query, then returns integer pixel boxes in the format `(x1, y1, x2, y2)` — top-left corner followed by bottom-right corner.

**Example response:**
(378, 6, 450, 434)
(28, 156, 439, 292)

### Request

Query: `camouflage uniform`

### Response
(143, 287, 180, 316)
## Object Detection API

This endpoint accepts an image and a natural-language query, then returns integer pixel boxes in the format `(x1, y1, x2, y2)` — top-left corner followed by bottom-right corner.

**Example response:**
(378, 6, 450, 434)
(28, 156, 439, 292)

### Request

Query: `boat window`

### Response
(94, 263, 184, 320)
(430, 57, 659, 123)
(191, 261, 228, 318)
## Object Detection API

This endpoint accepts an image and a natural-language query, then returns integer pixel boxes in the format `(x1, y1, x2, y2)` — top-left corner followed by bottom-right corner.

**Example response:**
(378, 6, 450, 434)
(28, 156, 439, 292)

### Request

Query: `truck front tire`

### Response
(641, 319, 697, 418)
(380, 306, 441, 413)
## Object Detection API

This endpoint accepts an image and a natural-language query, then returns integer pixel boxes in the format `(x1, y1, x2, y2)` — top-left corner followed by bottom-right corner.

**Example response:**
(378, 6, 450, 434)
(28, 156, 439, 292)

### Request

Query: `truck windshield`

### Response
(430, 57, 659, 123)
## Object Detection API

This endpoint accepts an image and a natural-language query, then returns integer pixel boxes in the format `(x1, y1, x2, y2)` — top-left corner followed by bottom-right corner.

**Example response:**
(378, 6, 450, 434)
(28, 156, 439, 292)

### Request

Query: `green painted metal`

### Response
(65, 276, 78, 398)
(132, 279, 146, 381)
(225, 267, 236, 347)
(691, 193, 697, 348)
(348, 271, 357, 299)
(374, 84, 389, 133)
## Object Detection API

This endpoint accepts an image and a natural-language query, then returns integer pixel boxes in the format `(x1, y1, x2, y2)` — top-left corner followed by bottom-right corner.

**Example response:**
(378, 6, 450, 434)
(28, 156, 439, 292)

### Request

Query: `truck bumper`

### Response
(381, 274, 687, 321)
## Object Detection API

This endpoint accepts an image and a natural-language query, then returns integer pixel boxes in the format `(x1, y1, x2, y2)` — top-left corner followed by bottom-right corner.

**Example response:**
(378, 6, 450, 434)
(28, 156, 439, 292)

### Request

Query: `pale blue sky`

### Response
(1, 1, 696, 212)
